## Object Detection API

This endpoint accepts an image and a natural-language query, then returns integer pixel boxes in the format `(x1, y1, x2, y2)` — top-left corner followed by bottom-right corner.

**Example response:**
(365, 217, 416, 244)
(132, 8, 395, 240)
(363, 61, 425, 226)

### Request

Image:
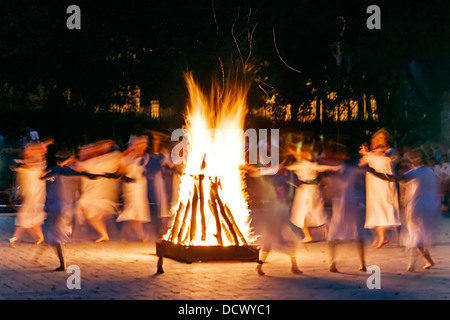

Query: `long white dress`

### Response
(364, 154, 400, 229)
(76, 151, 121, 220)
(289, 160, 327, 228)
(401, 166, 440, 248)
(14, 164, 46, 228)
(117, 154, 151, 223)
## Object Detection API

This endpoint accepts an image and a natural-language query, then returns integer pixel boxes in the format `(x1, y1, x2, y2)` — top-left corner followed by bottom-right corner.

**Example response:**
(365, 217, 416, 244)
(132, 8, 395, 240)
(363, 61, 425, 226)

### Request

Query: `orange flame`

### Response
(163, 73, 253, 246)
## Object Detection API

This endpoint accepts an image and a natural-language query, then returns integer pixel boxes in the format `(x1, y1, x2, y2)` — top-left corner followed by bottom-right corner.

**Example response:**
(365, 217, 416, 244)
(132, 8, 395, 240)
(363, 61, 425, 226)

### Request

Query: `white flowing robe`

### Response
(364, 154, 400, 229)
(117, 154, 151, 223)
(400, 166, 440, 248)
(77, 151, 121, 219)
(289, 160, 327, 228)
(14, 164, 46, 228)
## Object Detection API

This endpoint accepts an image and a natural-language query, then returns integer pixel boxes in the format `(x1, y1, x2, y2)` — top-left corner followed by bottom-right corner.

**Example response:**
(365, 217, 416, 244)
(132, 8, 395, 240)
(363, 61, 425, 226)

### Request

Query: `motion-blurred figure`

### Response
(246, 162, 303, 276)
(367, 148, 440, 271)
(327, 156, 367, 273)
(116, 136, 151, 242)
(359, 128, 400, 248)
(40, 144, 100, 271)
(145, 132, 174, 238)
(9, 142, 48, 247)
(285, 145, 341, 243)
(76, 140, 121, 242)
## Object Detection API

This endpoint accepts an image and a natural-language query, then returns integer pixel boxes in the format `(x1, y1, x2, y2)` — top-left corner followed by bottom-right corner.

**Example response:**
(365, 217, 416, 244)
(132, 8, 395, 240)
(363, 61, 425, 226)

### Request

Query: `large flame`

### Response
(164, 73, 252, 246)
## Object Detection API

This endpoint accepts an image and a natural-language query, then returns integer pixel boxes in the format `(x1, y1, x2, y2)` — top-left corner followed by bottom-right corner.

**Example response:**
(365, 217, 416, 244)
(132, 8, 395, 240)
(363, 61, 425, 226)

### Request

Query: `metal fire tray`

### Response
(156, 240, 259, 263)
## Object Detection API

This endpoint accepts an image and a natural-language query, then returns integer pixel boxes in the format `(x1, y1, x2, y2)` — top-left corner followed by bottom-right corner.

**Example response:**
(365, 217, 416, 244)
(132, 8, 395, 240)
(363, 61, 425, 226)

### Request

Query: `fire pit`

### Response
(159, 73, 259, 263)
(156, 241, 259, 263)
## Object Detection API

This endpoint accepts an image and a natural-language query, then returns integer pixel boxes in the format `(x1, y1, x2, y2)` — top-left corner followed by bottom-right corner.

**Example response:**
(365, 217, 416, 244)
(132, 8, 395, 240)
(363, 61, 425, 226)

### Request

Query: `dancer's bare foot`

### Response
(329, 262, 338, 273)
(407, 265, 415, 272)
(302, 236, 312, 243)
(256, 264, 265, 276)
(375, 239, 388, 249)
(34, 239, 44, 246)
(291, 266, 303, 274)
(370, 238, 379, 248)
(9, 237, 17, 248)
(95, 236, 109, 243)
(157, 257, 164, 274)
(423, 261, 435, 269)
(359, 264, 367, 272)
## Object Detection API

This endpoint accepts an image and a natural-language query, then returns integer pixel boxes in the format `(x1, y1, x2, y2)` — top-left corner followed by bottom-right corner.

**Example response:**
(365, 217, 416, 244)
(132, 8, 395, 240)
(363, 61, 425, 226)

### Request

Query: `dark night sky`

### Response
(1, 0, 449, 142)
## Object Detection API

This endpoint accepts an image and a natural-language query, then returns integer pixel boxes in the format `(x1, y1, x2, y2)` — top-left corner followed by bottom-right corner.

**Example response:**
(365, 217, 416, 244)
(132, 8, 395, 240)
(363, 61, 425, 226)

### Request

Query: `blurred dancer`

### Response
(117, 136, 151, 242)
(40, 144, 100, 271)
(246, 162, 303, 276)
(76, 140, 121, 242)
(367, 148, 440, 271)
(145, 132, 174, 237)
(286, 145, 341, 243)
(9, 142, 47, 247)
(58, 152, 82, 238)
(359, 129, 400, 248)
(327, 156, 367, 273)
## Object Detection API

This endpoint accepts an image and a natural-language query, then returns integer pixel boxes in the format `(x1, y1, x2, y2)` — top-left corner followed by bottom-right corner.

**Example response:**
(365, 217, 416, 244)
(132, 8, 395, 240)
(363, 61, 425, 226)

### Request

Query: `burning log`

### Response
(224, 204, 248, 246)
(208, 199, 223, 246)
(198, 173, 206, 241)
(168, 202, 185, 242)
(199, 156, 207, 241)
(189, 183, 199, 242)
(221, 221, 233, 244)
(177, 199, 191, 243)
(167, 168, 248, 247)
(209, 176, 243, 246)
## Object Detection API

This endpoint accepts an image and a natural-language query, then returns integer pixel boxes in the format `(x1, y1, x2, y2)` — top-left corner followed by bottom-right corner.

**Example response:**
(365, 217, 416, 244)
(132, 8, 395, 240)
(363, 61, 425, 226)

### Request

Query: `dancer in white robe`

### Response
(117, 136, 151, 242)
(76, 140, 121, 242)
(367, 148, 440, 271)
(286, 146, 341, 243)
(359, 128, 400, 248)
(9, 142, 47, 247)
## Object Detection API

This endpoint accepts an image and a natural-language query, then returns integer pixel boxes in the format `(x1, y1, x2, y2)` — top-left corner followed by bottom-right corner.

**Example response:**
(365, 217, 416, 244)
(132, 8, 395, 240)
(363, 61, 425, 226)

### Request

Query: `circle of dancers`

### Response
(6, 131, 174, 274)
(3, 128, 446, 276)
(246, 128, 443, 275)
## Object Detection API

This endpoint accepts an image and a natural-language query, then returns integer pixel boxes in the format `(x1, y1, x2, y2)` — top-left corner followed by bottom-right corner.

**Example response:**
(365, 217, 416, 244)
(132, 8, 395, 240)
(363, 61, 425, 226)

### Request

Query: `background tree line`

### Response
(1, 0, 449, 147)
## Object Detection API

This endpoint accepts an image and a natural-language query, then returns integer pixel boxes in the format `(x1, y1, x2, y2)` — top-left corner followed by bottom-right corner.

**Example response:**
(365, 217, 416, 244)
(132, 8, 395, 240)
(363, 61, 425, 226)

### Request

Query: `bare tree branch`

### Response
(258, 84, 270, 97)
(231, 5, 245, 68)
(211, 0, 219, 35)
(218, 57, 225, 101)
(337, 16, 346, 41)
(272, 28, 302, 74)
(245, 23, 258, 64)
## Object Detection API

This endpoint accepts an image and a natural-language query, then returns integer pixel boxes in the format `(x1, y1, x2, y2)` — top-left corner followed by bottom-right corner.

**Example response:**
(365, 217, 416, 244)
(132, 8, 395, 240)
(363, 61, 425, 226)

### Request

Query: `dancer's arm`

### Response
(101, 172, 135, 183)
(41, 166, 100, 180)
(314, 163, 342, 173)
(364, 165, 411, 182)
